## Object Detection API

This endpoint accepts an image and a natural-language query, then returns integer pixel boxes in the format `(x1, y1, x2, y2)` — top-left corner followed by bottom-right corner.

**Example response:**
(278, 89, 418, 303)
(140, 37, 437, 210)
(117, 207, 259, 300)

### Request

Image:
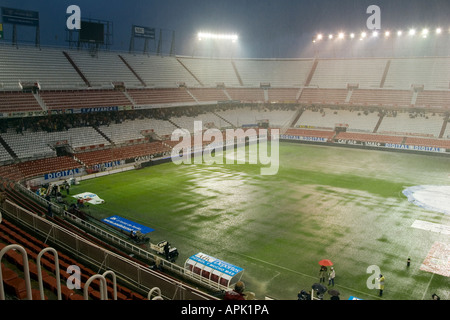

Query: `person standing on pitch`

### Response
(328, 267, 336, 286)
(319, 265, 327, 283)
(378, 274, 385, 297)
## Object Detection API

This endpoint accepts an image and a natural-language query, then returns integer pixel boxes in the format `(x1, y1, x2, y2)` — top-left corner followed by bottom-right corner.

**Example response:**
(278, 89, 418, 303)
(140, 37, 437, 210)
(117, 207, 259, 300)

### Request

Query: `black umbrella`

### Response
(312, 283, 327, 294)
(328, 289, 340, 297)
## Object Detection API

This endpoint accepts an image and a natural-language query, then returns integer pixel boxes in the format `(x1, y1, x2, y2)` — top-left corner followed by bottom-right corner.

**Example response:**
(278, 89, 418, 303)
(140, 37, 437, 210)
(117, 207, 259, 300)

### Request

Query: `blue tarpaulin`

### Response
(102, 216, 154, 234)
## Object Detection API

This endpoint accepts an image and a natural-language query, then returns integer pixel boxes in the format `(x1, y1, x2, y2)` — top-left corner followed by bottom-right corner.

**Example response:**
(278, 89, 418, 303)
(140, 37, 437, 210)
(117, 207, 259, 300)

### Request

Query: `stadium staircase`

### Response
(373, 112, 385, 133)
(62, 51, 91, 87)
(176, 58, 204, 86)
(212, 112, 236, 128)
(0, 137, 18, 162)
(93, 126, 114, 145)
(439, 114, 449, 139)
(231, 60, 244, 86)
(118, 55, 147, 87)
(379, 60, 391, 88)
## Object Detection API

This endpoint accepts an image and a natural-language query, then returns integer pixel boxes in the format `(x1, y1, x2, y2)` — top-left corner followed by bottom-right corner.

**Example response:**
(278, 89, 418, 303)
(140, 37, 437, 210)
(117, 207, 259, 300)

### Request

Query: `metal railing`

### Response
(1, 199, 218, 300)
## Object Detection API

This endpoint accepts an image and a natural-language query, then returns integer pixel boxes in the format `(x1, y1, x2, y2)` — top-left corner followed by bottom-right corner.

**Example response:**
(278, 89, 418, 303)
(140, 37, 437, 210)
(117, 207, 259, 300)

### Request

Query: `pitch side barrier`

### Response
(280, 134, 450, 157)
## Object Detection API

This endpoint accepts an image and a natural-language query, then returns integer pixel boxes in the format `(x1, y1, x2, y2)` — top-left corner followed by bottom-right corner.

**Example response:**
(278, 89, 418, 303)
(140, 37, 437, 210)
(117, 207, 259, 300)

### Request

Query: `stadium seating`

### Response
(298, 88, 348, 105)
(0, 217, 144, 300)
(383, 57, 450, 90)
(0, 44, 84, 90)
(127, 88, 196, 106)
(233, 59, 314, 87)
(187, 88, 230, 103)
(121, 54, 198, 88)
(177, 57, 241, 87)
(75, 142, 171, 166)
(295, 107, 380, 132)
(377, 111, 445, 138)
(349, 89, 413, 107)
(65, 49, 143, 88)
(309, 58, 388, 89)
(225, 88, 266, 103)
(39, 89, 132, 110)
(0, 91, 42, 113)
(415, 90, 450, 108)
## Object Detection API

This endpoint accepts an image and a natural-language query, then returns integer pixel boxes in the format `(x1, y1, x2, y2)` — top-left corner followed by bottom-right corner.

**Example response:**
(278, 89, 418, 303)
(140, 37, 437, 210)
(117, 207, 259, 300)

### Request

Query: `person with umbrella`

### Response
(318, 259, 333, 284)
(319, 265, 327, 283)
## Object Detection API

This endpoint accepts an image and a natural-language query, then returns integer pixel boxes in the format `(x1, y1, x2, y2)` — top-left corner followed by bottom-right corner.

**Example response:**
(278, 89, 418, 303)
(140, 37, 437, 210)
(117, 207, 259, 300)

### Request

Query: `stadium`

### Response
(0, 2, 449, 305)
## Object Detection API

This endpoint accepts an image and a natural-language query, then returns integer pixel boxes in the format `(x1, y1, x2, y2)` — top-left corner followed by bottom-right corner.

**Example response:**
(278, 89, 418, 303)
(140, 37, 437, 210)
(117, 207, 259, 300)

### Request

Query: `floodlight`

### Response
(372, 31, 379, 37)
(328, 34, 333, 39)
(436, 28, 442, 34)
(350, 33, 355, 39)
(317, 34, 323, 41)
(397, 30, 403, 36)
(338, 32, 345, 39)
(409, 29, 416, 36)
(361, 32, 367, 39)
(197, 32, 238, 42)
(385, 31, 390, 37)
(422, 29, 429, 37)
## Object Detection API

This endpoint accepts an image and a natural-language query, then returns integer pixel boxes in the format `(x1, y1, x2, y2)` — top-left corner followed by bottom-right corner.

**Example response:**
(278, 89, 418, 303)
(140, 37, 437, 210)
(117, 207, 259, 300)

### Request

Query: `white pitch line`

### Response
(422, 273, 435, 301)
(235, 252, 383, 299)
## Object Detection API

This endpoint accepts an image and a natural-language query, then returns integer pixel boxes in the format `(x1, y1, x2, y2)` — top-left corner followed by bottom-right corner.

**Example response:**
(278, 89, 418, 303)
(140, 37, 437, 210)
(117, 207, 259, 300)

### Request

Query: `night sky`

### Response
(1, 0, 450, 58)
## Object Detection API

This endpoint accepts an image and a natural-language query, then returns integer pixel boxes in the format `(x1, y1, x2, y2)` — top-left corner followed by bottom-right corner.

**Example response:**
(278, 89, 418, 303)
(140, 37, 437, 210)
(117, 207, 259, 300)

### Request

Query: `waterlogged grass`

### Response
(70, 143, 450, 300)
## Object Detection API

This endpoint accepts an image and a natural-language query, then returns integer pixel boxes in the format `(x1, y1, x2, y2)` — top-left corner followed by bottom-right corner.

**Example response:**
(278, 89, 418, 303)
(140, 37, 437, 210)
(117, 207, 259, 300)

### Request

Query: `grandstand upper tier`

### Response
(1, 44, 450, 99)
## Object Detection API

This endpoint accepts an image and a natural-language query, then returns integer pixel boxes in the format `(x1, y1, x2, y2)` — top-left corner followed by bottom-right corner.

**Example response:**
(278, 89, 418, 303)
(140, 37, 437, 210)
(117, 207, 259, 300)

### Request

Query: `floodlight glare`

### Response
(372, 31, 379, 37)
(338, 32, 345, 39)
(385, 31, 390, 37)
(361, 32, 367, 39)
(350, 33, 355, 39)
(328, 34, 334, 39)
(422, 28, 429, 37)
(409, 29, 416, 36)
(317, 34, 323, 41)
(436, 28, 442, 34)
(197, 32, 239, 42)
(397, 30, 403, 36)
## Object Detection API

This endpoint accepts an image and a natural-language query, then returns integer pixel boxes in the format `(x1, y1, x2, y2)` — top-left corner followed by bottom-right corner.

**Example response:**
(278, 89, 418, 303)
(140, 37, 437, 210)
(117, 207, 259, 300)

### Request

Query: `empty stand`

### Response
(0, 44, 85, 90)
(309, 58, 388, 89)
(377, 111, 445, 138)
(233, 59, 314, 87)
(298, 88, 348, 105)
(384, 57, 450, 90)
(349, 89, 413, 107)
(65, 50, 142, 88)
(39, 89, 132, 111)
(127, 88, 196, 106)
(295, 107, 380, 132)
(0, 91, 42, 113)
(122, 54, 198, 87)
(177, 57, 241, 87)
